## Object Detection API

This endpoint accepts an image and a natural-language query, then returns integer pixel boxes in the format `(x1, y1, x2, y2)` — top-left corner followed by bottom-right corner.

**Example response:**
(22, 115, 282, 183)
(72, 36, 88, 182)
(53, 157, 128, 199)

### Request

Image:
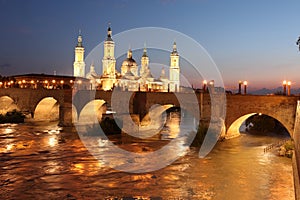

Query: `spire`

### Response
(142, 43, 148, 57)
(106, 22, 113, 41)
(172, 41, 177, 53)
(76, 30, 83, 47)
(171, 41, 179, 56)
(160, 67, 167, 79)
(127, 49, 132, 59)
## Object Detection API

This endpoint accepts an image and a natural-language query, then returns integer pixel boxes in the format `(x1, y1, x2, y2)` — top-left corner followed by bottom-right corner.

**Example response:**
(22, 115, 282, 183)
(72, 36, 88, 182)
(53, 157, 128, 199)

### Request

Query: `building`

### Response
(72, 25, 181, 92)
(73, 32, 85, 77)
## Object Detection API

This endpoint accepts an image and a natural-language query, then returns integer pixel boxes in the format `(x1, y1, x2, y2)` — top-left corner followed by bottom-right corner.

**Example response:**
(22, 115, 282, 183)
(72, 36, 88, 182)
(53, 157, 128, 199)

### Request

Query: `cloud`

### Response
(0, 63, 11, 68)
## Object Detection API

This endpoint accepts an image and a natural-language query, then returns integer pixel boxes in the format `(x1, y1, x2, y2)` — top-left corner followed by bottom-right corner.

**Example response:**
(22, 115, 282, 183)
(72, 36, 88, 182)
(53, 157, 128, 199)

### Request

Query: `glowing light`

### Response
(18, 81, 21, 84)
(243, 81, 248, 85)
(72, 163, 85, 174)
(48, 136, 57, 147)
(10, 80, 13, 84)
(203, 80, 207, 84)
(22, 80, 26, 83)
(4, 128, 14, 134)
(6, 144, 13, 151)
(52, 80, 56, 83)
(98, 138, 108, 147)
(70, 80, 73, 83)
(0, 82, 3, 85)
(78, 80, 82, 84)
(259, 113, 262, 116)
(60, 80, 64, 84)
(7, 82, 10, 86)
(287, 81, 291, 86)
(44, 80, 48, 84)
(30, 80, 34, 84)
(283, 80, 287, 85)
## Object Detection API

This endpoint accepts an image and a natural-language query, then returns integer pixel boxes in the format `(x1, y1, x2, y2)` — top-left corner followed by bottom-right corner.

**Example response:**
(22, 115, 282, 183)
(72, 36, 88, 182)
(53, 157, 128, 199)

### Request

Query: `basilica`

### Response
(73, 26, 180, 92)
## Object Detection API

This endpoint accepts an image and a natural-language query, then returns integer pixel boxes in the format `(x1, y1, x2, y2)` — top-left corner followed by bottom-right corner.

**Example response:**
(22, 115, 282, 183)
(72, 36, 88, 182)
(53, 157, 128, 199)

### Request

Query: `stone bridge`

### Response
(0, 88, 299, 139)
(2, 88, 300, 197)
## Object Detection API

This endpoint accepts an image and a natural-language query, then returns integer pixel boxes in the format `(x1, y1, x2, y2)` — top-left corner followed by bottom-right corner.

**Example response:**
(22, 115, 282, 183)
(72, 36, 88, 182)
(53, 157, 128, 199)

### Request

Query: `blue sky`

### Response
(0, 0, 300, 89)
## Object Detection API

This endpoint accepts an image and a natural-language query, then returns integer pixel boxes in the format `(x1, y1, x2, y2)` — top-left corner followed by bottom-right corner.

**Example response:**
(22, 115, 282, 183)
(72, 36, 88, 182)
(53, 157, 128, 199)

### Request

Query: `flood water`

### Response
(0, 112, 295, 199)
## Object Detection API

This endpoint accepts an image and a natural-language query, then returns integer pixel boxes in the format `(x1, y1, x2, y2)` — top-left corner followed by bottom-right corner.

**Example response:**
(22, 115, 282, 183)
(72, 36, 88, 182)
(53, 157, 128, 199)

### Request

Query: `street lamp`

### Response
(202, 80, 207, 92)
(287, 81, 291, 96)
(282, 80, 287, 95)
(60, 80, 64, 89)
(238, 81, 242, 94)
(44, 80, 49, 89)
(243, 81, 248, 95)
(90, 80, 93, 90)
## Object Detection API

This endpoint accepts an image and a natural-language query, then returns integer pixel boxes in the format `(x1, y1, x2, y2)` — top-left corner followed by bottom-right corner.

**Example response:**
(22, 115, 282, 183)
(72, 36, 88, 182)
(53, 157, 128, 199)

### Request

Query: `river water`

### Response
(0, 113, 295, 199)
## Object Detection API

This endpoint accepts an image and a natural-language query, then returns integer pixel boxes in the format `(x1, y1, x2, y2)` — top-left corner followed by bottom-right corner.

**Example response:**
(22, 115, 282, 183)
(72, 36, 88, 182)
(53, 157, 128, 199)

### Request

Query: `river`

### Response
(0, 112, 294, 199)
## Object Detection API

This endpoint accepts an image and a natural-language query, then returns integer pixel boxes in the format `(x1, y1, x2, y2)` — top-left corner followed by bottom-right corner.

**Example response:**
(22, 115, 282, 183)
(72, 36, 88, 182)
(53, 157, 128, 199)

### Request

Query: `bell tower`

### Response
(140, 46, 149, 77)
(169, 42, 180, 92)
(101, 24, 117, 91)
(73, 31, 85, 77)
(102, 25, 116, 78)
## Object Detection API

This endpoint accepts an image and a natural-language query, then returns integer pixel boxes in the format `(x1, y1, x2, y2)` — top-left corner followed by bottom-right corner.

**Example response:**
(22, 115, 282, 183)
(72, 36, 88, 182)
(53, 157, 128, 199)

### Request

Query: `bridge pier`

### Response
(59, 103, 73, 127)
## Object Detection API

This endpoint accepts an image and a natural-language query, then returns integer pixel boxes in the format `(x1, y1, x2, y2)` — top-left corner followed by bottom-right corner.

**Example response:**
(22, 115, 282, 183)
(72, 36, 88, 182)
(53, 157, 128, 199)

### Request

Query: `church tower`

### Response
(140, 46, 149, 77)
(169, 42, 180, 92)
(102, 25, 116, 78)
(73, 32, 85, 77)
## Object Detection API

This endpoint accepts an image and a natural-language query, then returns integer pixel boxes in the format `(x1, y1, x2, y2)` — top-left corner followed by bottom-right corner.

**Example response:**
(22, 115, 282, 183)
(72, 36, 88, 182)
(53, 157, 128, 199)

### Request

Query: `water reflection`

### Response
(0, 114, 295, 199)
(48, 136, 58, 147)
(6, 143, 13, 151)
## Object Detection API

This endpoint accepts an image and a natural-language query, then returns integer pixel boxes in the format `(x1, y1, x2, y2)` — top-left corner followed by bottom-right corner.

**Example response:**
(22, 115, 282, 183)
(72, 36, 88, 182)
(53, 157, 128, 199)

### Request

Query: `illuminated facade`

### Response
(73, 33, 85, 77)
(101, 26, 117, 90)
(73, 25, 181, 92)
(169, 42, 180, 92)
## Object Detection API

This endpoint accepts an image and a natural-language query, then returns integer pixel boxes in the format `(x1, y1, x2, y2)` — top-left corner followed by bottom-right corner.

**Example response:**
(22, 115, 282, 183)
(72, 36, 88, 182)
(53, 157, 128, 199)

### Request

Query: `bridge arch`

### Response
(225, 112, 291, 139)
(78, 99, 107, 124)
(34, 97, 60, 121)
(71, 104, 78, 123)
(140, 104, 174, 126)
(0, 96, 19, 114)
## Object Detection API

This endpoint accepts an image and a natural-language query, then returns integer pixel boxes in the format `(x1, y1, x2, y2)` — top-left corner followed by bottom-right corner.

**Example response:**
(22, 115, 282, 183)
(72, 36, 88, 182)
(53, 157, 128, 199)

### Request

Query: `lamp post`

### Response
(209, 80, 214, 93)
(202, 80, 207, 92)
(90, 80, 93, 90)
(282, 80, 287, 95)
(287, 81, 291, 96)
(60, 80, 64, 89)
(238, 81, 242, 94)
(52, 80, 56, 89)
(243, 81, 248, 95)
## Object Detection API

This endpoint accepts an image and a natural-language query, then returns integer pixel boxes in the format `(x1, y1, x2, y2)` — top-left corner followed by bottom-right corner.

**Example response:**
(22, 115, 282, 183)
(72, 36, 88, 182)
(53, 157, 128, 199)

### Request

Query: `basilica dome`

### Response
(121, 57, 137, 67)
(121, 49, 138, 77)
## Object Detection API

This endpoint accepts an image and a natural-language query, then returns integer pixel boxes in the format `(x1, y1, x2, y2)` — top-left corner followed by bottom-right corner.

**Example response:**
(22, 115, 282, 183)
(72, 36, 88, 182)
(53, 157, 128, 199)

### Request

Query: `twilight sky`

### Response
(0, 0, 300, 90)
